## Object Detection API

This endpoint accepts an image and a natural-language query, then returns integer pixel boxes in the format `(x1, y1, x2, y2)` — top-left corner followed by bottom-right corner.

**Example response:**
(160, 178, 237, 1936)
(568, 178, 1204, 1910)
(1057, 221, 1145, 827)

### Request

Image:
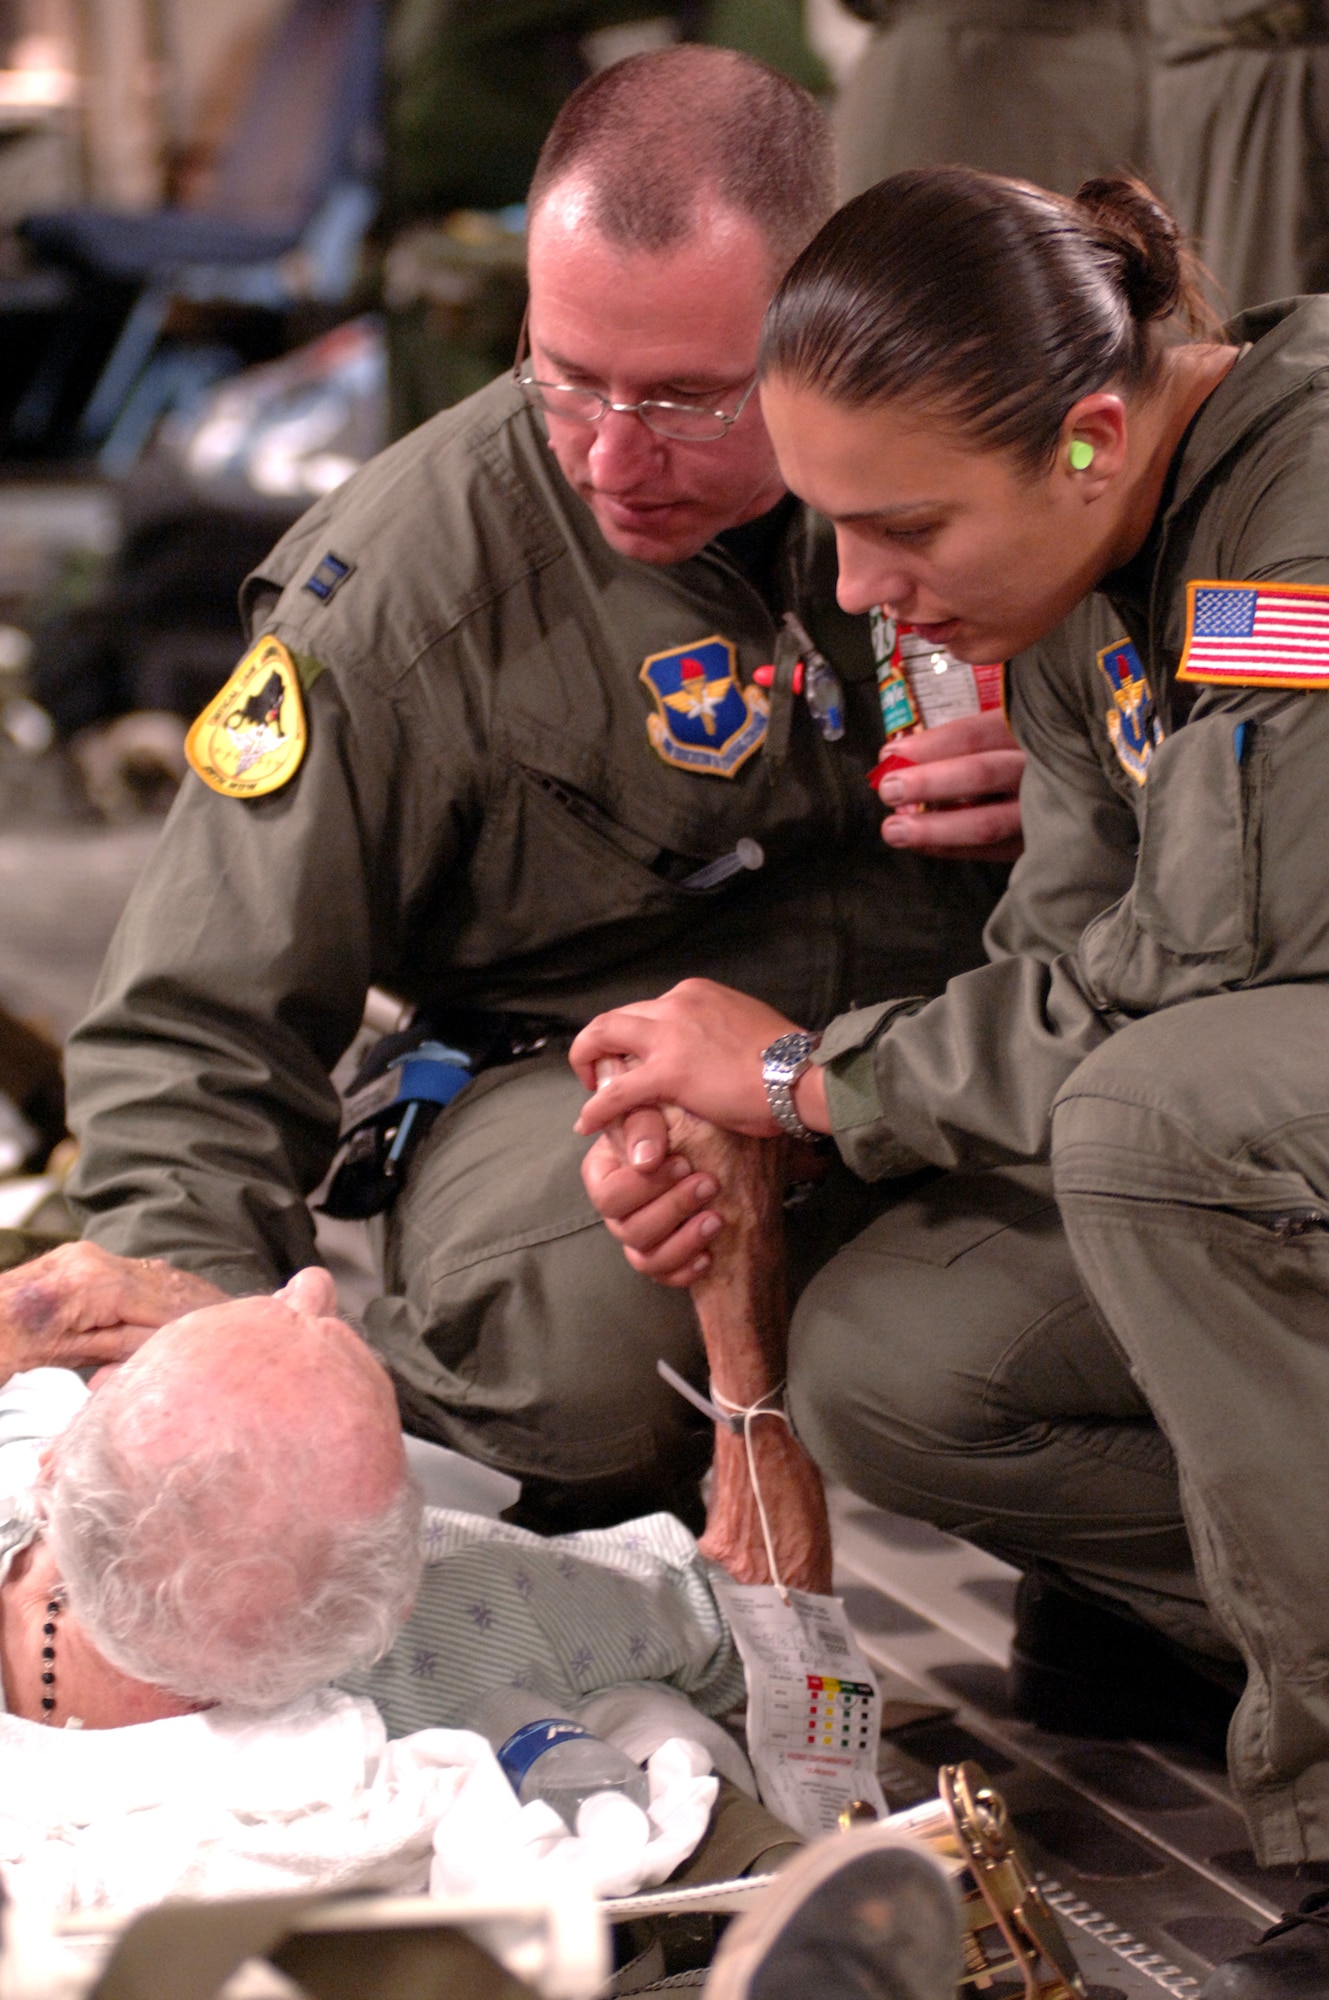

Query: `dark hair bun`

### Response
(762, 166, 1223, 470)
(1075, 175, 1183, 323)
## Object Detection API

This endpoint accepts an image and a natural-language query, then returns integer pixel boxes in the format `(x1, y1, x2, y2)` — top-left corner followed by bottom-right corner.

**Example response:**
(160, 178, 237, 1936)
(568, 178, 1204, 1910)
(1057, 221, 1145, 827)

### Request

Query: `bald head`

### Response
(99, 1280, 405, 1523)
(527, 45, 835, 280)
(44, 1279, 421, 1711)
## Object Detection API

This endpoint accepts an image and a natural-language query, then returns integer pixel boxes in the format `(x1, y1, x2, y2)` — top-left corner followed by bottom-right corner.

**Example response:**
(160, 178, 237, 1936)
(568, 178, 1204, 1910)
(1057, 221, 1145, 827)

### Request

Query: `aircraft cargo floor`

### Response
(831, 1488, 1316, 1998)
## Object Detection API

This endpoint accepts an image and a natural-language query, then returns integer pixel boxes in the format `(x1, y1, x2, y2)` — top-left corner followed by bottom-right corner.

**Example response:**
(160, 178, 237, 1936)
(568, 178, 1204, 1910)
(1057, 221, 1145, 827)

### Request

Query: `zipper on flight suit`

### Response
(1232, 1208, 1329, 1238)
(518, 766, 664, 867)
(519, 763, 740, 885)
(1067, 1189, 1329, 1238)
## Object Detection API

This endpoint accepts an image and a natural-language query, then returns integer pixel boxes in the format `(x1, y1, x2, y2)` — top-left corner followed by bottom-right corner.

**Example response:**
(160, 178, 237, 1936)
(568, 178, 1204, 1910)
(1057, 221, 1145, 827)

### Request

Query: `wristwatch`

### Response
(761, 1030, 822, 1142)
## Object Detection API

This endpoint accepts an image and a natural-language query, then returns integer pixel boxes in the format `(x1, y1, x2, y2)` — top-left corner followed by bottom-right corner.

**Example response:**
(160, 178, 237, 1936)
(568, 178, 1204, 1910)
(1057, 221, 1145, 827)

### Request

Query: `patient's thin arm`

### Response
(669, 1112, 832, 1596)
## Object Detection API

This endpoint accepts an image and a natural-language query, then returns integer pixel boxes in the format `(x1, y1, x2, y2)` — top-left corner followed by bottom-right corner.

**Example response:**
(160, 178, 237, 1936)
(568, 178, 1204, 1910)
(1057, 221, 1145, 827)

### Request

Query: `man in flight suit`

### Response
(1148, 0, 1329, 314)
(833, 0, 1151, 202)
(59, 47, 1014, 1531)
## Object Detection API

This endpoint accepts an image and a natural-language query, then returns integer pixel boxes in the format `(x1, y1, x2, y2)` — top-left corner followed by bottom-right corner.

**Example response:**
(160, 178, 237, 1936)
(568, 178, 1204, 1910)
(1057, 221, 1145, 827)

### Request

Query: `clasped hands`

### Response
(572, 991, 836, 1595)
(569, 714, 1023, 1591)
(572, 708, 1023, 1279)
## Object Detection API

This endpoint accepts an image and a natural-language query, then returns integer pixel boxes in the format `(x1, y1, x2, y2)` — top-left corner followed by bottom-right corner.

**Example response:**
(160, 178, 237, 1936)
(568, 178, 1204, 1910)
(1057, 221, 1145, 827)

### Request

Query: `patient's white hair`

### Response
(43, 1366, 424, 1712)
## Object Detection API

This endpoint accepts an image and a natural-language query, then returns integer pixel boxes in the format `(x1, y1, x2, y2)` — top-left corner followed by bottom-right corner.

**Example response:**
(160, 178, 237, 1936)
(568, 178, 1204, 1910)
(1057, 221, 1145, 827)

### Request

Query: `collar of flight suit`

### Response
(1162, 297, 1329, 521)
(1114, 296, 1329, 727)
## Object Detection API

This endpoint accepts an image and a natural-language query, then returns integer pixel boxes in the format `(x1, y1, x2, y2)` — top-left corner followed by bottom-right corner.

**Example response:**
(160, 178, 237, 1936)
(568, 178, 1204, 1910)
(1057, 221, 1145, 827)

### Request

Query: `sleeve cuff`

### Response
(815, 999, 932, 1181)
(814, 998, 915, 1062)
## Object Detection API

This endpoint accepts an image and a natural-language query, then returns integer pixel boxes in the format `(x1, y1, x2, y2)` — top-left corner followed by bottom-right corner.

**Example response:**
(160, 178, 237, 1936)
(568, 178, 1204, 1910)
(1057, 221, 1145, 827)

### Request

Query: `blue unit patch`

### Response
(640, 635, 768, 778)
(1096, 637, 1162, 786)
(303, 551, 354, 602)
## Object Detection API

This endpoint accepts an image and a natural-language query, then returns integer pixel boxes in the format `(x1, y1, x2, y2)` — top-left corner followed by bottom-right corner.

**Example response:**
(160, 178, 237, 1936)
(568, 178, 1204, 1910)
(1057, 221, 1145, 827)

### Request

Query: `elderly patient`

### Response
(0, 1246, 744, 1925)
(0, 1263, 418, 1726)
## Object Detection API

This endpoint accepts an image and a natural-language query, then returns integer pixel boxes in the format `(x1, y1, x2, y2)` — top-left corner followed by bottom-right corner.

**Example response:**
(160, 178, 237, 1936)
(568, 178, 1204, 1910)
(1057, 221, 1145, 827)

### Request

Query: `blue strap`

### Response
(392, 1040, 473, 1108)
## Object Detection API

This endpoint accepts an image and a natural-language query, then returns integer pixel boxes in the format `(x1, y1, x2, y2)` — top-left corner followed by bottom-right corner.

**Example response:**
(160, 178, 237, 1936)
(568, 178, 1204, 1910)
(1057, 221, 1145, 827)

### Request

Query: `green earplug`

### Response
(1068, 439, 1095, 471)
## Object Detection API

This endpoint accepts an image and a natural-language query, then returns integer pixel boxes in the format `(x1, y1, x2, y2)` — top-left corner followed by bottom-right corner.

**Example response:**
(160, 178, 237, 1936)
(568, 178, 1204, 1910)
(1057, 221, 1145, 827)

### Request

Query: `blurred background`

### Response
(15, 0, 1292, 1241)
(0, 0, 881, 1242)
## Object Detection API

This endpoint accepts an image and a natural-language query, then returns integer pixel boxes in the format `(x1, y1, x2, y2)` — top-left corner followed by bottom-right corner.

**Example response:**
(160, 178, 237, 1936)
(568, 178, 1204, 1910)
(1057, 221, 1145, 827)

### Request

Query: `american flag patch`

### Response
(1178, 578, 1329, 687)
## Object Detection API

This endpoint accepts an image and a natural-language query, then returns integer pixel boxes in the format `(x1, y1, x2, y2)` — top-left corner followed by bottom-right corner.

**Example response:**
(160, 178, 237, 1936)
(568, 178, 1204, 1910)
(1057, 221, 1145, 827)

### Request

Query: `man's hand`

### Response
(874, 711, 1024, 860)
(582, 1134, 722, 1286)
(0, 1242, 228, 1386)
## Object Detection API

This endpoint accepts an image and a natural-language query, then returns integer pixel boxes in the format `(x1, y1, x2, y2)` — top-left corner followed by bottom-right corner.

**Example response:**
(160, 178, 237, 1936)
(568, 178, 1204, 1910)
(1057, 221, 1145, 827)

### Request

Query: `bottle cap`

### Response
(867, 751, 917, 789)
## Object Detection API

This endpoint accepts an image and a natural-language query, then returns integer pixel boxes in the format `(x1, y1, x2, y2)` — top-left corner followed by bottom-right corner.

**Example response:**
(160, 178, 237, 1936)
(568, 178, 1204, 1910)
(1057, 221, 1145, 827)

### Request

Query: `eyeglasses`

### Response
(512, 311, 758, 444)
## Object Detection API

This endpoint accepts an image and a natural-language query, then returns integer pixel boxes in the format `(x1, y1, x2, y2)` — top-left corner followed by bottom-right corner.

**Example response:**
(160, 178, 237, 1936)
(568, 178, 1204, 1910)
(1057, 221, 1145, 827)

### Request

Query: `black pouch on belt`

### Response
(319, 1009, 575, 1220)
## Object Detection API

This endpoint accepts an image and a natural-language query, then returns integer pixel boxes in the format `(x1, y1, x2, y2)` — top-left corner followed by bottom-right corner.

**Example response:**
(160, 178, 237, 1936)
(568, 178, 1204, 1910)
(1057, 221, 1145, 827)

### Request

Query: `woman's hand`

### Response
(572, 979, 825, 1140)
(0, 1242, 228, 1386)
(874, 711, 1025, 860)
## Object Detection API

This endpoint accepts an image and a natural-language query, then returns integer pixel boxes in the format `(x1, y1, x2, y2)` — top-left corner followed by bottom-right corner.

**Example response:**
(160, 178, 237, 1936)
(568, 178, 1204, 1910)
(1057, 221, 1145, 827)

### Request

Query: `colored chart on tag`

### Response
(805, 1674, 875, 1751)
(713, 1580, 887, 1836)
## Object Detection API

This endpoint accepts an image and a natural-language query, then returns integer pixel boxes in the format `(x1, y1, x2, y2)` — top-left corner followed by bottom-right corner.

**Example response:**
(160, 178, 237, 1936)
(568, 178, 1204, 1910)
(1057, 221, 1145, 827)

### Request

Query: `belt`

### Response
(320, 1007, 576, 1221)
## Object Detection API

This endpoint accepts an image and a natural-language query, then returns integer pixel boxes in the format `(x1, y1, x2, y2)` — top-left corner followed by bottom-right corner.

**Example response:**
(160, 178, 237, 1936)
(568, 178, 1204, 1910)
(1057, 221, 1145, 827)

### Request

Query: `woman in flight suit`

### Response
(572, 169, 1329, 1993)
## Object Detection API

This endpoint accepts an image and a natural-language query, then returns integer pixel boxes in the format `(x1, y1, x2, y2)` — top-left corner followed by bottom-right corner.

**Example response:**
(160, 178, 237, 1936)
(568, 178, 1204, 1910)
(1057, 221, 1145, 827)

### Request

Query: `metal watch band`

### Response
(761, 1030, 822, 1142)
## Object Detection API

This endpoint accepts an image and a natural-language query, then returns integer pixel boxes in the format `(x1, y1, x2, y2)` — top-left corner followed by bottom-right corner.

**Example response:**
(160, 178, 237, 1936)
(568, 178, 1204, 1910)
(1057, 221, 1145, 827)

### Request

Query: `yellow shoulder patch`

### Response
(185, 635, 307, 799)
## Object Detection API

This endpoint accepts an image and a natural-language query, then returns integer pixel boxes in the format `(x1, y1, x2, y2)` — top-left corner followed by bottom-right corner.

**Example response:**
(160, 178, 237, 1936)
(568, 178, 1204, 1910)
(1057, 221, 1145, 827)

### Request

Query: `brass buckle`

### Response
(893, 1761, 1088, 1998)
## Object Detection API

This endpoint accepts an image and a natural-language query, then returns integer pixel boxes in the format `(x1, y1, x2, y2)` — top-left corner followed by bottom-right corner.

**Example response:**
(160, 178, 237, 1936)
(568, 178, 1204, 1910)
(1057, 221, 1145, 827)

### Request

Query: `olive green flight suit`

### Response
(833, 0, 1151, 202)
(791, 298, 1329, 1865)
(1149, 0, 1329, 316)
(63, 374, 1005, 1524)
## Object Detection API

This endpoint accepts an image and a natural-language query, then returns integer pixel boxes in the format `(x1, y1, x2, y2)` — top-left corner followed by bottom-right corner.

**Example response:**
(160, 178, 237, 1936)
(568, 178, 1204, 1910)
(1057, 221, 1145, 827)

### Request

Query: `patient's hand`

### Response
(0, 1242, 227, 1385)
(667, 1110, 833, 1597)
(702, 1416, 833, 1596)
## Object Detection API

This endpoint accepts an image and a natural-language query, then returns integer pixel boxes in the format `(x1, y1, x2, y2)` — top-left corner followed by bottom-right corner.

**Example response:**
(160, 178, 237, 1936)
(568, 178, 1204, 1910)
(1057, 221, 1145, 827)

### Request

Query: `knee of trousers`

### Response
(786, 1167, 1085, 1489)
(369, 1053, 706, 1481)
(1051, 987, 1329, 1211)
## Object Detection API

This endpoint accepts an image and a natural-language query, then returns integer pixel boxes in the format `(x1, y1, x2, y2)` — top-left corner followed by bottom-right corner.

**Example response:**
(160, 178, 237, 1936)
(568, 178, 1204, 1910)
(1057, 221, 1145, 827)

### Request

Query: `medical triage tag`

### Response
(712, 1579, 887, 1838)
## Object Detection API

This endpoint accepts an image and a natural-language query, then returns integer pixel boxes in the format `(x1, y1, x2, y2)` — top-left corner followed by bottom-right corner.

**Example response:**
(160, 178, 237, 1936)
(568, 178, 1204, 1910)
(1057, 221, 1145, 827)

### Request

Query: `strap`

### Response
(710, 1382, 794, 1603)
(1264, 1903, 1329, 1942)
(657, 1359, 744, 1435)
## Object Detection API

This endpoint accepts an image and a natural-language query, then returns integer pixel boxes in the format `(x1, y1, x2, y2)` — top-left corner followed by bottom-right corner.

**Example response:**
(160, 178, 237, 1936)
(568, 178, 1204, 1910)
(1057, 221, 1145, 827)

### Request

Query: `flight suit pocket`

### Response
(1132, 716, 1251, 956)
(461, 762, 698, 966)
(1077, 714, 1257, 1010)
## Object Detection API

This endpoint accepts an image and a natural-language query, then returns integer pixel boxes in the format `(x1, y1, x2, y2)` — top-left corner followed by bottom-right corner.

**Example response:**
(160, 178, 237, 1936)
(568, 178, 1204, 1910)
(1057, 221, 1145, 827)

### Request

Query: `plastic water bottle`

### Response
(474, 1686, 650, 1829)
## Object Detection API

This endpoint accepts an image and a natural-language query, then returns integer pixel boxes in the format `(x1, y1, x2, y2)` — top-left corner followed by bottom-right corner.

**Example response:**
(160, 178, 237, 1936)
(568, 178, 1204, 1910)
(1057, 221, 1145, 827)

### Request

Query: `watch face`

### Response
(764, 1031, 814, 1083)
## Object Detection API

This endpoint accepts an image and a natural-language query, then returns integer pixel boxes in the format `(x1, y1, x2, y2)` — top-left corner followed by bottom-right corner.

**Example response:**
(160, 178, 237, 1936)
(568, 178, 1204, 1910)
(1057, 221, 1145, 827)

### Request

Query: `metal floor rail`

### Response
(828, 1489, 1327, 1999)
